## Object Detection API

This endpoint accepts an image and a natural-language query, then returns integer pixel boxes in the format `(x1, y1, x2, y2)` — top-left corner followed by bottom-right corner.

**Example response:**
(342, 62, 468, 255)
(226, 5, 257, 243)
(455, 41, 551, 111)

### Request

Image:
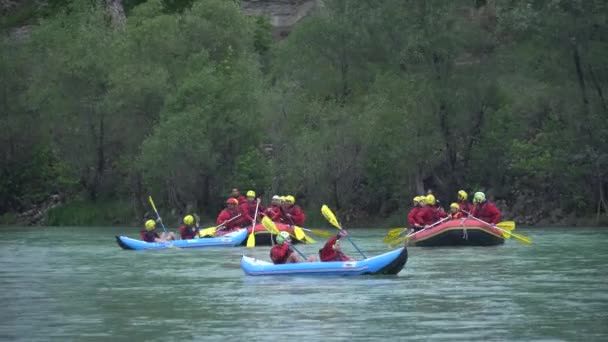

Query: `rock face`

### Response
(242, 0, 317, 38)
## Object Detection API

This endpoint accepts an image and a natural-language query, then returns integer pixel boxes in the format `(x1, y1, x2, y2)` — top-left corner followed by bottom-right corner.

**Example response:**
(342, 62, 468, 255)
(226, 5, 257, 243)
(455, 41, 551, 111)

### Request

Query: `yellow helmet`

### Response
(458, 190, 468, 201)
(246, 190, 256, 198)
(145, 219, 156, 231)
(183, 215, 195, 226)
(285, 195, 295, 204)
(426, 194, 436, 205)
(413, 196, 420, 204)
(450, 202, 460, 210)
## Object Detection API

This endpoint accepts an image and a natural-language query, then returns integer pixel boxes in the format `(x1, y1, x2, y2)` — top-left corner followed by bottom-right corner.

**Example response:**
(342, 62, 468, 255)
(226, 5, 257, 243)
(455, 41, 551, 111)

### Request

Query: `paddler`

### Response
(319, 230, 352, 262)
(270, 231, 303, 264)
(280, 195, 306, 226)
(415, 194, 447, 228)
(216, 198, 244, 233)
(448, 203, 463, 219)
(471, 192, 501, 224)
(240, 190, 264, 223)
(264, 195, 282, 221)
(141, 219, 177, 242)
(407, 196, 424, 232)
(457, 190, 473, 216)
(179, 215, 199, 239)
(230, 188, 247, 204)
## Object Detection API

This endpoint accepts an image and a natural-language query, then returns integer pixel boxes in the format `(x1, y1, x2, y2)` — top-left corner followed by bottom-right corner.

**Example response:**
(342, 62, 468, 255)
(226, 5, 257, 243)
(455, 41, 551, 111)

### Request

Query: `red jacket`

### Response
(407, 207, 421, 227)
(472, 201, 501, 224)
(281, 205, 306, 226)
(450, 212, 464, 220)
(235, 195, 247, 204)
(179, 225, 198, 239)
(239, 201, 263, 223)
(216, 209, 243, 229)
(264, 205, 282, 221)
(270, 243, 293, 264)
(458, 201, 474, 216)
(415, 206, 447, 226)
(319, 236, 352, 262)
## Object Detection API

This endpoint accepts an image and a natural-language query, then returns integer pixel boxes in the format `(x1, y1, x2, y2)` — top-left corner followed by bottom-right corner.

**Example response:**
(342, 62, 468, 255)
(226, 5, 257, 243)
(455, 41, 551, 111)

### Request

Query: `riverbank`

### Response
(1, 198, 607, 228)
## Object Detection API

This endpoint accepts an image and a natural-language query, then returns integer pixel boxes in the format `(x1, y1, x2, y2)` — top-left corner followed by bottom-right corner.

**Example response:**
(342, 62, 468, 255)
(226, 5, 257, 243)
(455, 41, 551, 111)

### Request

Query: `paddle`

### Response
(321, 205, 367, 259)
(148, 196, 167, 234)
(279, 205, 311, 242)
(197, 214, 243, 238)
(261, 216, 307, 259)
(462, 211, 531, 244)
(246, 199, 261, 248)
(300, 227, 331, 238)
(385, 216, 451, 246)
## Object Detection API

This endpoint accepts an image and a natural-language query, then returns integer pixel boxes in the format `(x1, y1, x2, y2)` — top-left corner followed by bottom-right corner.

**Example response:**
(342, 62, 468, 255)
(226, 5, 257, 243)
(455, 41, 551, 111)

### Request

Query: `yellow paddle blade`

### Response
(261, 216, 280, 235)
(246, 230, 256, 248)
(306, 229, 332, 238)
(497, 221, 516, 231)
(510, 231, 532, 244)
(321, 205, 342, 230)
(293, 226, 306, 240)
(302, 235, 316, 244)
(387, 235, 408, 247)
(198, 227, 217, 238)
(386, 228, 407, 238)
(148, 196, 158, 213)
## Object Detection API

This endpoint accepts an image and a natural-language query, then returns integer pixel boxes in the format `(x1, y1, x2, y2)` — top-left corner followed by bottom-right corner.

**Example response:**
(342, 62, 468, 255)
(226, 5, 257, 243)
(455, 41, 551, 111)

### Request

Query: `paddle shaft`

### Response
(148, 196, 168, 233)
(216, 214, 243, 231)
(403, 216, 451, 240)
(462, 210, 530, 244)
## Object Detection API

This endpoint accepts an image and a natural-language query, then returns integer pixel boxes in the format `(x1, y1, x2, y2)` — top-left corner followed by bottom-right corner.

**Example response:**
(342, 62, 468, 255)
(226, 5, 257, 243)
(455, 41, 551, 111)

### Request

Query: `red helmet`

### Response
(226, 198, 238, 205)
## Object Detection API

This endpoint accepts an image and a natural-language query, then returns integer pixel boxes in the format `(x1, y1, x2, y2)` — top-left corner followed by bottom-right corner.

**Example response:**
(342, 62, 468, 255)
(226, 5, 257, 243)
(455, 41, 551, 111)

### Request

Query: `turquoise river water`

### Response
(0, 226, 607, 341)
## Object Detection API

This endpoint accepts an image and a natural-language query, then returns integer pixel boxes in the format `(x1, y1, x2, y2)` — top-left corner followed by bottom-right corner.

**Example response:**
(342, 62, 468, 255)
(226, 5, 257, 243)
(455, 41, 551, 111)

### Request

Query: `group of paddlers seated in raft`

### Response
(407, 190, 501, 233)
(139, 188, 307, 243)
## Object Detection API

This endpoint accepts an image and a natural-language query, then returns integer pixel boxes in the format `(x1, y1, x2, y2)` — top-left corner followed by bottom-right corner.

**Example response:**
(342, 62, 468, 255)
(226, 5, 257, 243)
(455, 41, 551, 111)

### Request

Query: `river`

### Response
(0, 226, 607, 341)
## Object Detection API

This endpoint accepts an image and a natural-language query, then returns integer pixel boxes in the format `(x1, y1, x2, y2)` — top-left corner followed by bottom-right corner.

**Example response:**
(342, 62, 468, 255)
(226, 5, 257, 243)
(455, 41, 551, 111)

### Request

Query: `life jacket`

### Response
(450, 212, 464, 220)
(270, 243, 293, 264)
(407, 207, 420, 227)
(179, 225, 198, 240)
(319, 236, 352, 262)
(140, 230, 159, 242)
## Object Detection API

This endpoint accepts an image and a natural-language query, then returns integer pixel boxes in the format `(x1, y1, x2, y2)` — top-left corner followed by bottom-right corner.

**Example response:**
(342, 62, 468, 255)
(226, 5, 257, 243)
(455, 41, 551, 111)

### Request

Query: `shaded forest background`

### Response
(1, 0, 607, 227)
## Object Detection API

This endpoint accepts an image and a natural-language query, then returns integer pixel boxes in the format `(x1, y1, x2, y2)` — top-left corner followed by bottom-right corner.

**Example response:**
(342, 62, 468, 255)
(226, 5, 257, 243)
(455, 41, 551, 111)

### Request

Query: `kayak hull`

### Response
(241, 222, 309, 246)
(241, 247, 408, 276)
(116, 228, 248, 250)
(408, 218, 505, 247)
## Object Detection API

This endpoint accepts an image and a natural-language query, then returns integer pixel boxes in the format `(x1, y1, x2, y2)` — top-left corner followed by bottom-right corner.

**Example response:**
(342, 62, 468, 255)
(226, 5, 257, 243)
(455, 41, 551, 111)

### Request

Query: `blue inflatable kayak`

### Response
(116, 228, 248, 250)
(241, 247, 408, 276)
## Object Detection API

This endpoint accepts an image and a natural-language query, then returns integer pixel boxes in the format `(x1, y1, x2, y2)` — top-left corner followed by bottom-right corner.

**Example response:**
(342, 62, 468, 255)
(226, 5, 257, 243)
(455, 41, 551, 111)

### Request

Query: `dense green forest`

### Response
(1, 0, 607, 226)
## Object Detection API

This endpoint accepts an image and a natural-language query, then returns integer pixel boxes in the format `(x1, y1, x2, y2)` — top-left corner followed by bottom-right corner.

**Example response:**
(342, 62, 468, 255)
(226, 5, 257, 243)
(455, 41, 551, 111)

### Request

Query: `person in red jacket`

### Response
(270, 232, 302, 264)
(457, 190, 473, 216)
(280, 195, 306, 226)
(231, 188, 247, 204)
(217, 198, 244, 232)
(471, 192, 501, 224)
(179, 215, 199, 239)
(449, 203, 464, 220)
(319, 231, 352, 262)
(407, 196, 423, 231)
(140, 220, 177, 242)
(415, 194, 447, 227)
(264, 195, 282, 220)
(239, 190, 264, 223)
